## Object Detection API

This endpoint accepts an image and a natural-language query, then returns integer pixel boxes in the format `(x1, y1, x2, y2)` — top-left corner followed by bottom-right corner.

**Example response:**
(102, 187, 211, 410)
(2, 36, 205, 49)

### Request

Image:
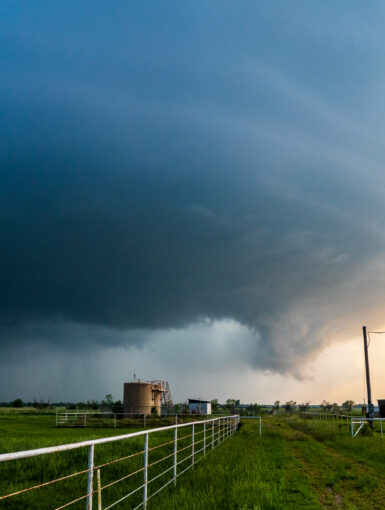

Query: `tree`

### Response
(321, 400, 332, 411)
(332, 403, 339, 414)
(101, 394, 114, 411)
(211, 399, 219, 413)
(342, 400, 354, 412)
(112, 400, 123, 414)
(298, 402, 310, 412)
(33, 398, 52, 410)
(284, 401, 296, 412)
(90, 399, 99, 410)
(225, 399, 236, 411)
(273, 400, 280, 411)
(105, 394, 113, 405)
(12, 398, 24, 408)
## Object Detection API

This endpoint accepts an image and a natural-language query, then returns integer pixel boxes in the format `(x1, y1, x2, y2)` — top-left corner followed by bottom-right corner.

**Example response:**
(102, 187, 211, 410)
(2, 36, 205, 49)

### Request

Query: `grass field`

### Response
(152, 416, 385, 510)
(1, 414, 385, 509)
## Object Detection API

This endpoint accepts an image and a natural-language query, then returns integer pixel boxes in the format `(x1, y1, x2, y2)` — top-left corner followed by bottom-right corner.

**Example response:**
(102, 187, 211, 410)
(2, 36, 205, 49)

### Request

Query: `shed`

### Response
(188, 399, 211, 415)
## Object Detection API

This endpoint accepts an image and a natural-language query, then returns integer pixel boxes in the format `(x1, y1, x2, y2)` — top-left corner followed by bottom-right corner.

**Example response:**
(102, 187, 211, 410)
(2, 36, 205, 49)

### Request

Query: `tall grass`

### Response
(2, 414, 385, 509)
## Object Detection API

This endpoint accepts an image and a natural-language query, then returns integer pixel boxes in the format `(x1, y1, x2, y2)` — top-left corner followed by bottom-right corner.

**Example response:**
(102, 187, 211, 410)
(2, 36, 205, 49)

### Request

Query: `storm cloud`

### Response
(2, 1, 385, 392)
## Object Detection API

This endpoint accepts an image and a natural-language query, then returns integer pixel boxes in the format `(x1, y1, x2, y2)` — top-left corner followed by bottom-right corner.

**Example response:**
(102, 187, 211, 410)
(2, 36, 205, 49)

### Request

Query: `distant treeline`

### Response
(1, 396, 363, 414)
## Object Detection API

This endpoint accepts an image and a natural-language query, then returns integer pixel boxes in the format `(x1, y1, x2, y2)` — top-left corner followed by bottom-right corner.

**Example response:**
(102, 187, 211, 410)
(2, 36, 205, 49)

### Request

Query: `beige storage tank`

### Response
(123, 382, 162, 415)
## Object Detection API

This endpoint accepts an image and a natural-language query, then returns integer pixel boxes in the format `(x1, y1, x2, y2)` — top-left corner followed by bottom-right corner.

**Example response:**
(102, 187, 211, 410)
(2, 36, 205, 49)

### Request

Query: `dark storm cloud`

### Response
(2, 1, 385, 374)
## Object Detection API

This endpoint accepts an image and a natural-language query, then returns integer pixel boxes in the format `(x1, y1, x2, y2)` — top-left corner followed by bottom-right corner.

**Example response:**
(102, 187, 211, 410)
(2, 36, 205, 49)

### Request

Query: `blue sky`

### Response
(2, 1, 385, 403)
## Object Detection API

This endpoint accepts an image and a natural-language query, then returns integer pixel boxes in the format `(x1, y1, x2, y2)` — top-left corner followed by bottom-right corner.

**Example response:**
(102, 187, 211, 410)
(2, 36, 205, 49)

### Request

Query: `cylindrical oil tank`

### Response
(123, 382, 162, 415)
(153, 390, 162, 414)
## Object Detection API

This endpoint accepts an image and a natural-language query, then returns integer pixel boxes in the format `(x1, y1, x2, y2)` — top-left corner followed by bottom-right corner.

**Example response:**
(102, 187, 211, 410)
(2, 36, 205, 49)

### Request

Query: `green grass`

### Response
(151, 416, 385, 510)
(0, 414, 227, 509)
(1, 414, 385, 509)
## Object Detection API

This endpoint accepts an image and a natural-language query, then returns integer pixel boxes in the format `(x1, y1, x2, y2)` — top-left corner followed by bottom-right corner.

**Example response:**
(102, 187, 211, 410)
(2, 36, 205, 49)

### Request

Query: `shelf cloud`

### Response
(2, 1, 385, 399)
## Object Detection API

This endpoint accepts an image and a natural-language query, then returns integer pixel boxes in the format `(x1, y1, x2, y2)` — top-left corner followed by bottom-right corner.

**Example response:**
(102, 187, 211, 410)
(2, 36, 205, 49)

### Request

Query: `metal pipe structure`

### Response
(143, 433, 149, 509)
(86, 445, 94, 510)
(173, 427, 177, 485)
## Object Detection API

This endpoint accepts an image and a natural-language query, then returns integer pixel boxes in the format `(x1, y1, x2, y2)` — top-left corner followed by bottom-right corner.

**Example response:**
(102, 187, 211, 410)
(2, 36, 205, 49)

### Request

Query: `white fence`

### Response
(350, 417, 385, 437)
(56, 412, 213, 428)
(299, 412, 385, 438)
(0, 415, 240, 509)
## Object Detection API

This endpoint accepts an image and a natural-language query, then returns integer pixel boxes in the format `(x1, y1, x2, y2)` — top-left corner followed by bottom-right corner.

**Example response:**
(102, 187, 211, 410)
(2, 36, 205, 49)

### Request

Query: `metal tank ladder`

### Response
(161, 381, 173, 409)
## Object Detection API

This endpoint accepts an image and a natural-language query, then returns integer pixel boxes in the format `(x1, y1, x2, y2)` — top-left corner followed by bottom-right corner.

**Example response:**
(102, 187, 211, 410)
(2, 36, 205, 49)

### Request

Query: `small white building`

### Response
(188, 398, 211, 415)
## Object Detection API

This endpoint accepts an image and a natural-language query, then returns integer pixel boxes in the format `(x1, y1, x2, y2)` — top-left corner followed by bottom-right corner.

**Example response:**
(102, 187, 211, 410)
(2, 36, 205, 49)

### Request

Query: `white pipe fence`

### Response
(350, 417, 385, 438)
(299, 411, 385, 438)
(0, 415, 240, 509)
(56, 412, 225, 428)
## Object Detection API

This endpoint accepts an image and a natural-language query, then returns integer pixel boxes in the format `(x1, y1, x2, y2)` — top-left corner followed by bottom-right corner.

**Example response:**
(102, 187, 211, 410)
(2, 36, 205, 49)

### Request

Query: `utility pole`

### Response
(363, 326, 374, 428)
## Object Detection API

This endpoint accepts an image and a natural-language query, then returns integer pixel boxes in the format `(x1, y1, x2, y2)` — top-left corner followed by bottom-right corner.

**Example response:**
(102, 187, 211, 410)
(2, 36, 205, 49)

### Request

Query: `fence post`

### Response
(192, 423, 195, 467)
(86, 444, 94, 510)
(143, 433, 148, 509)
(97, 469, 102, 510)
(173, 427, 177, 484)
(203, 422, 206, 455)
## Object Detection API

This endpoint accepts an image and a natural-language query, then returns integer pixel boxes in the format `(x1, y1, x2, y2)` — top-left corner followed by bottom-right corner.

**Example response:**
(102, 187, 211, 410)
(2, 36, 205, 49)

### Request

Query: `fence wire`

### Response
(0, 415, 240, 509)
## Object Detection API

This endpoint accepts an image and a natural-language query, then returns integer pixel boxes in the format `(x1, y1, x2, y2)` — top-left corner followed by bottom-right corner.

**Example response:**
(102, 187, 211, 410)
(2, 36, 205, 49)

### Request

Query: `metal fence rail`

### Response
(350, 417, 385, 437)
(299, 412, 385, 438)
(56, 412, 215, 428)
(0, 415, 240, 509)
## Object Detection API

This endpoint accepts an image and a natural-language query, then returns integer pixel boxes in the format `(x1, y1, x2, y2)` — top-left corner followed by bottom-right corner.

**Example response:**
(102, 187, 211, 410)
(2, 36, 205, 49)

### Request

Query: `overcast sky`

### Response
(2, 1, 385, 404)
